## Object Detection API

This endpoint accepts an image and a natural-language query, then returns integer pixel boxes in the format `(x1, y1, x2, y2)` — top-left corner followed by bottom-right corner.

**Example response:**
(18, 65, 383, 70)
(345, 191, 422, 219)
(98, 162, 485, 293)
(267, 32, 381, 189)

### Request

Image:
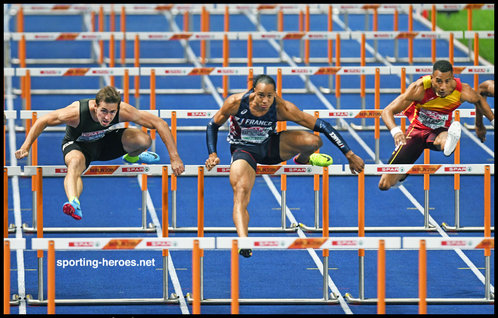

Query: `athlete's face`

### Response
(96, 101, 118, 126)
(253, 83, 275, 110)
(431, 70, 455, 98)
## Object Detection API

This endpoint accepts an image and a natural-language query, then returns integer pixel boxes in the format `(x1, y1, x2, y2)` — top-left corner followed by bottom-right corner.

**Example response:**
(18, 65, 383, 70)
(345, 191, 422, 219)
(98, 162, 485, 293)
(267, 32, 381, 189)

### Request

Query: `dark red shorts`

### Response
(387, 125, 447, 164)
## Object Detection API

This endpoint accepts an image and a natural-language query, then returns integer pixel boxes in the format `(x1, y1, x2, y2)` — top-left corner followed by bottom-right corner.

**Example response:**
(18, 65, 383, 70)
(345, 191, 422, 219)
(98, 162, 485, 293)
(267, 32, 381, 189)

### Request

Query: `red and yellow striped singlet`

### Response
(402, 75, 462, 129)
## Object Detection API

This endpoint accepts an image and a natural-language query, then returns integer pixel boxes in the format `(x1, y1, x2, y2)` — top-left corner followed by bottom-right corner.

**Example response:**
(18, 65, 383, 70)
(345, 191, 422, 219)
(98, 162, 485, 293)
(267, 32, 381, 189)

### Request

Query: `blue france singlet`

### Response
(227, 89, 278, 145)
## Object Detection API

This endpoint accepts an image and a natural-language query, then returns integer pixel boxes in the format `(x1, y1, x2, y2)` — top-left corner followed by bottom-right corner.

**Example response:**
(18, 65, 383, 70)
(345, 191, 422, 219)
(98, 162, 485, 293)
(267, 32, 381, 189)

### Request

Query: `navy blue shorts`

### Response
(230, 133, 282, 171)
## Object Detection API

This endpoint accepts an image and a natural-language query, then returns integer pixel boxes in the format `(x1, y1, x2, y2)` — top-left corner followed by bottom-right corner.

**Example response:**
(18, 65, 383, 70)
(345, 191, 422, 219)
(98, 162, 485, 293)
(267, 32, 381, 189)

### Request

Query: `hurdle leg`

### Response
(4, 241, 10, 314)
(419, 240, 427, 314)
(192, 240, 201, 314)
(231, 240, 239, 314)
(47, 241, 55, 314)
(163, 253, 169, 300)
(141, 174, 147, 229)
(322, 252, 329, 300)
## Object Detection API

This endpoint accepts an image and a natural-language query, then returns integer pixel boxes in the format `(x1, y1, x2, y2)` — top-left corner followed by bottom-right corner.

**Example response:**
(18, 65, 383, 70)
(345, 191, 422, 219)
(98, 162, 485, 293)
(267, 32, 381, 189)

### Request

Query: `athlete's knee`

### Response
(124, 129, 152, 149)
(307, 133, 323, 150)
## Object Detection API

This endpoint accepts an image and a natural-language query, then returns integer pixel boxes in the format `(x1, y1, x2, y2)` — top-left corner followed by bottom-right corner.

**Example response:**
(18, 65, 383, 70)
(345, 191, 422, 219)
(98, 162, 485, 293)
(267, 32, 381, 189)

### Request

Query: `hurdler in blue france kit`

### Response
(205, 74, 365, 257)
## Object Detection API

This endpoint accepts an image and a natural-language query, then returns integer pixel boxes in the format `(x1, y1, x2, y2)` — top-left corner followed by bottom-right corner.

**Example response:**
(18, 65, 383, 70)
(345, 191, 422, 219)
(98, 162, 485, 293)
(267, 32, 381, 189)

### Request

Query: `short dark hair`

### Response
(252, 74, 276, 91)
(95, 86, 121, 106)
(433, 60, 453, 74)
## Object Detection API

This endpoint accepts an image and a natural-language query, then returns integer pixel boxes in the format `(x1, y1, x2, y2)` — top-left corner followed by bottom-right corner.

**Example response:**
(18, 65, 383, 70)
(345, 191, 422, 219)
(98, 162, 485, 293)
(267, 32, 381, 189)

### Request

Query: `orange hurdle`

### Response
(4, 240, 10, 314)
(377, 239, 385, 314)
(231, 240, 239, 314)
(304, 5, 310, 65)
(192, 239, 201, 314)
(120, 6, 126, 65)
(98, 6, 104, 65)
(418, 240, 427, 314)
(109, 34, 115, 86)
(431, 5, 436, 64)
(134, 34, 140, 109)
(47, 240, 55, 314)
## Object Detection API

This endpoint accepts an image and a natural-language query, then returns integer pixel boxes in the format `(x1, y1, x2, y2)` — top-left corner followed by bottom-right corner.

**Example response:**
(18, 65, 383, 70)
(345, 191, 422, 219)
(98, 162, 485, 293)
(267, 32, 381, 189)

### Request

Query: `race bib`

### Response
(417, 108, 449, 129)
(240, 126, 272, 143)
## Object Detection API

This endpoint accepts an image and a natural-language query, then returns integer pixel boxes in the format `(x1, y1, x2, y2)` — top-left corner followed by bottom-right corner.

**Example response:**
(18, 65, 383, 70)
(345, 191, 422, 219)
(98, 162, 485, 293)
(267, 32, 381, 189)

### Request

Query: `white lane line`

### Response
(5, 55, 27, 315)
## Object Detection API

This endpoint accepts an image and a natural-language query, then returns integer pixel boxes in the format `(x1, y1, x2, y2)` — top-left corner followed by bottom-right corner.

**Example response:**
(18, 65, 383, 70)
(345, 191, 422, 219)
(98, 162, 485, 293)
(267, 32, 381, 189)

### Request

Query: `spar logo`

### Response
(254, 241, 279, 247)
(329, 111, 350, 117)
(91, 69, 111, 75)
(146, 241, 176, 247)
(291, 69, 312, 74)
(216, 69, 238, 74)
(217, 167, 231, 173)
(163, 69, 184, 74)
(68, 241, 96, 247)
(343, 68, 361, 74)
(40, 70, 60, 75)
(415, 68, 432, 73)
(81, 34, 99, 40)
(261, 34, 279, 39)
(377, 167, 403, 173)
(420, 33, 437, 39)
(441, 240, 468, 247)
(187, 112, 209, 117)
(35, 35, 54, 39)
(283, 167, 309, 173)
(444, 166, 470, 173)
(373, 33, 392, 38)
(55, 168, 68, 174)
(122, 166, 147, 173)
(466, 68, 488, 73)
(148, 34, 167, 39)
(331, 240, 359, 246)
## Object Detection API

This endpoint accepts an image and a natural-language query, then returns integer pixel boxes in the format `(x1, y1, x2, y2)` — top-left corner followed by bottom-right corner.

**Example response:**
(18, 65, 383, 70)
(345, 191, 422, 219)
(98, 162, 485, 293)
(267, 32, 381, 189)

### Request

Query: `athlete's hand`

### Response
(15, 147, 29, 160)
(345, 151, 365, 174)
(170, 156, 185, 176)
(205, 153, 220, 171)
(393, 132, 406, 148)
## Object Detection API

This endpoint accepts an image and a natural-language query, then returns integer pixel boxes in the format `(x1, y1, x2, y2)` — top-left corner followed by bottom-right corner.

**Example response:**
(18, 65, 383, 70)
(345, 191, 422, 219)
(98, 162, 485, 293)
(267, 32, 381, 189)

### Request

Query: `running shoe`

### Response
(238, 248, 253, 258)
(308, 153, 333, 167)
(122, 151, 160, 164)
(63, 198, 82, 220)
(443, 121, 461, 156)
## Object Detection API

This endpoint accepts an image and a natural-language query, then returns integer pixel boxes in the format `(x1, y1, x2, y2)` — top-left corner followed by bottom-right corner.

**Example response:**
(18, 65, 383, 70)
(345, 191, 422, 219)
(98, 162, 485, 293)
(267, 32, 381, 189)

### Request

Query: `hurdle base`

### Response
(25, 294, 180, 306)
(344, 293, 495, 304)
(8, 224, 16, 233)
(22, 223, 157, 233)
(350, 124, 389, 131)
(185, 294, 339, 305)
(441, 223, 495, 232)
(7, 294, 21, 306)
(298, 223, 438, 233)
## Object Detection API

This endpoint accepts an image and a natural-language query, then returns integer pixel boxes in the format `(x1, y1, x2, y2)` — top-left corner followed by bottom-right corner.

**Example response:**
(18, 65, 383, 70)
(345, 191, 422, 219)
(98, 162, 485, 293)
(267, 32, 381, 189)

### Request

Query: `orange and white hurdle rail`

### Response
(6, 3, 494, 66)
(4, 236, 493, 313)
(5, 29, 493, 68)
(4, 163, 493, 237)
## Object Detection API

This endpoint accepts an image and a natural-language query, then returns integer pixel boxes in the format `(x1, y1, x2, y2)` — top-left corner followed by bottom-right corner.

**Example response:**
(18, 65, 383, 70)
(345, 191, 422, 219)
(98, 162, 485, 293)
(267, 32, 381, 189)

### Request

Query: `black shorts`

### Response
(61, 129, 127, 169)
(387, 125, 447, 164)
(230, 133, 282, 171)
